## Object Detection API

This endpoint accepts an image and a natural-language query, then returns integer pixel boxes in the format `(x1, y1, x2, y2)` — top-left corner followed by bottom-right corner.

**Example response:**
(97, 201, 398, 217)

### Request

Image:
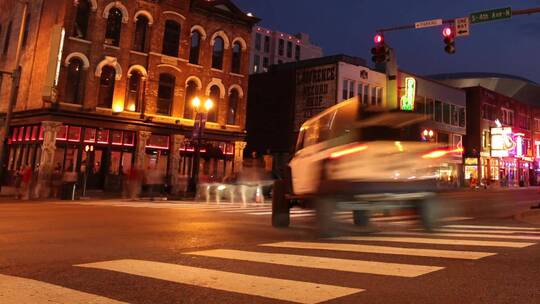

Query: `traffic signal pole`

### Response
(375, 7, 540, 33)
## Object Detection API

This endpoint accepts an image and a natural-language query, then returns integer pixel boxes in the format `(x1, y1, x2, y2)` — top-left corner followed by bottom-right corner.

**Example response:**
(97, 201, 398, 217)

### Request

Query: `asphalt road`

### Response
(0, 188, 539, 304)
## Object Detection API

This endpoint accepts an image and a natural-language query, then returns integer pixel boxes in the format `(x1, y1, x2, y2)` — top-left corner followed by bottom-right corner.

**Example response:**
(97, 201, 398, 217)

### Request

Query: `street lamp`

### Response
(188, 97, 213, 194)
(82, 144, 94, 198)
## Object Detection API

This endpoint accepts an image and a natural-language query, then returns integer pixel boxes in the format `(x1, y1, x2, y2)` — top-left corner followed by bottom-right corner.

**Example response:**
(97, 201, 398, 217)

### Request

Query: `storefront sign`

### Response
(491, 127, 515, 157)
(465, 158, 478, 165)
(294, 64, 337, 130)
(400, 77, 416, 111)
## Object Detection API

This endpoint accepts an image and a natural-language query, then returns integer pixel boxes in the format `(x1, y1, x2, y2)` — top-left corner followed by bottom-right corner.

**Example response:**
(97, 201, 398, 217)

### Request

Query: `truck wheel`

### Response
(315, 197, 337, 236)
(414, 198, 438, 231)
(353, 210, 370, 226)
(272, 180, 290, 228)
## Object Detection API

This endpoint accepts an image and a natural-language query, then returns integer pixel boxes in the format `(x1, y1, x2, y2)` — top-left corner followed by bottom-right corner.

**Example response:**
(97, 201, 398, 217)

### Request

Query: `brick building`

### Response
(0, 0, 258, 195)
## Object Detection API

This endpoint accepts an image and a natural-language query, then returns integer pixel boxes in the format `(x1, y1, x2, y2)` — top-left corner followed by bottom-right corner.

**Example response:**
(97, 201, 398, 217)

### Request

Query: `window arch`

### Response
(231, 42, 242, 74)
(212, 37, 224, 70)
(157, 74, 175, 115)
(162, 20, 181, 57)
(183, 80, 198, 119)
(125, 71, 142, 112)
(133, 15, 149, 52)
(73, 0, 90, 39)
(189, 31, 201, 64)
(227, 89, 239, 125)
(105, 8, 122, 46)
(97, 65, 116, 108)
(208, 85, 220, 122)
(64, 58, 85, 104)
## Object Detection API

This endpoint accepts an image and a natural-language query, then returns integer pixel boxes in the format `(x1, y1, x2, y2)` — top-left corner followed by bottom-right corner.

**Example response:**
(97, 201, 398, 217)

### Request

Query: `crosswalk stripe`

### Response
(261, 242, 495, 260)
(379, 231, 540, 241)
(186, 249, 444, 278)
(331, 236, 535, 248)
(444, 225, 540, 231)
(0, 274, 126, 304)
(425, 228, 540, 235)
(77, 259, 362, 304)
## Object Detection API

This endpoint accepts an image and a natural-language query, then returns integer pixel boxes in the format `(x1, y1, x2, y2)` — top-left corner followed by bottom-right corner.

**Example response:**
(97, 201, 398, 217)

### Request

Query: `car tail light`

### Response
(422, 147, 463, 159)
(330, 145, 368, 159)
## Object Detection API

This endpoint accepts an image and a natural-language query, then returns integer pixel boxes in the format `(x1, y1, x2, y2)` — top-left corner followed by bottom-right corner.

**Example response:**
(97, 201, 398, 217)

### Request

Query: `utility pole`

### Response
(0, 1, 28, 188)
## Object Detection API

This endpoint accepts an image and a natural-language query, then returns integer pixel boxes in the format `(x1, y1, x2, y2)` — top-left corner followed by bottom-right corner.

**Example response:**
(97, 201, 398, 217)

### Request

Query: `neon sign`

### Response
(400, 77, 416, 111)
(491, 127, 516, 157)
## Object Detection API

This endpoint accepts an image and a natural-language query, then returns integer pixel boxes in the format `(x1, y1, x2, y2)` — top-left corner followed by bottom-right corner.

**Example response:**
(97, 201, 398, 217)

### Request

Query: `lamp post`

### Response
(188, 97, 213, 194)
(82, 144, 94, 198)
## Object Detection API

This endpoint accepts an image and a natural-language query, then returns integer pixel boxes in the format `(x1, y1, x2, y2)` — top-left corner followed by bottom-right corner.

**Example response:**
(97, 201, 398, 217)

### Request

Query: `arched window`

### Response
(208, 85, 220, 122)
(105, 8, 122, 46)
(162, 20, 181, 57)
(133, 15, 149, 52)
(125, 71, 142, 112)
(189, 31, 201, 64)
(157, 74, 175, 115)
(73, 0, 90, 39)
(184, 80, 197, 119)
(212, 37, 224, 70)
(231, 42, 242, 74)
(64, 58, 84, 104)
(97, 65, 116, 108)
(227, 89, 239, 125)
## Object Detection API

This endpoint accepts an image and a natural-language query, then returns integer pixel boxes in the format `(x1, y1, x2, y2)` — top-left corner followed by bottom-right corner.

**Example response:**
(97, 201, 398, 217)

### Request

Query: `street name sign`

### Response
(415, 19, 443, 29)
(455, 17, 470, 37)
(470, 7, 512, 24)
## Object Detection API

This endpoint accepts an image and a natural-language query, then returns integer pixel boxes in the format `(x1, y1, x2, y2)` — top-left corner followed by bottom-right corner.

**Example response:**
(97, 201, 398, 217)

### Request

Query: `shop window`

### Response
(157, 73, 175, 115)
(363, 85, 369, 105)
(125, 71, 142, 112)
(415, 97, 425, 114)
(376, 87, 383, 105)
(231, 42, 242, 74)
(183, 80, 197, 119)
(451, 105, 458, 126)
(31, 126, 38, 141)
(123, 131, 134, 146)
(24, 127, 31, 141)
(73, 0, 90, 39)
(459, 107, 466, 127)
(133, 15, 149, 52)
(11, 128, 18, 142)
(189, 31, 201, 64)
(146, 135, 169, 149)
(84, 128, 96, 143)
(96, 129, 109, 144)
(162, 20, 181, 57)
(227, 89, 239, 125)
(426, 99, 434, 119)
(97, 65, 116, 108)
(56, 126, 67, 141)
(38, 126, 44, 140)
(67, 126, 81, 142)
(111, 130, 122, 145)
(443, 103, 451, 124)
(65, 58, 84, 104)
(105, 8, 122, 46)
(371, 87, 377, 105)
(208, 85, 220, 123)
(211, 37, 224, 70)
(357, 84, 364, 104)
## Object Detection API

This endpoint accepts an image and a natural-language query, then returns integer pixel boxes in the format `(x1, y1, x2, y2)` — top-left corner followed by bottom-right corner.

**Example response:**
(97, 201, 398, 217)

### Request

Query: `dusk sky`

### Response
(235, 0, 540, 84)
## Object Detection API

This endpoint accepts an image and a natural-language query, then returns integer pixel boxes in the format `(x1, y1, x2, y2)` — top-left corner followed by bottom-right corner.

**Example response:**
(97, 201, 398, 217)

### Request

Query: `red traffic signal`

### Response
(374, 33, 384, 45)
(442, 26, 456, 54)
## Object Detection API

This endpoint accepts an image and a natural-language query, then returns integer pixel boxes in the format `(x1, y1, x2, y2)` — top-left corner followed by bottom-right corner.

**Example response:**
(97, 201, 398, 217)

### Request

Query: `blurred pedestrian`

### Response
(21, 165, 33, 200)
(13, 168, 22, 199)
(127, 166, 141, 200)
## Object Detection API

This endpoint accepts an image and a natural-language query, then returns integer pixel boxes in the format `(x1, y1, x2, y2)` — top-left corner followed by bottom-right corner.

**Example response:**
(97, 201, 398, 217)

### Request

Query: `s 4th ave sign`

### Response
(470, 7, 512, 24)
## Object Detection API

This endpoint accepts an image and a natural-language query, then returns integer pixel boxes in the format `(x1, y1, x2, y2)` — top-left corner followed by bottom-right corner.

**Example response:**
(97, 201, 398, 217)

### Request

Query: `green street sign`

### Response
(470, 7, 512, 24)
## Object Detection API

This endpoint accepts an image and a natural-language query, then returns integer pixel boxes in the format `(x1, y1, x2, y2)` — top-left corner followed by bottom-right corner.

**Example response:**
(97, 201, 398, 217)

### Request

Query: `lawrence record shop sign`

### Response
(294, 64, 337, 130)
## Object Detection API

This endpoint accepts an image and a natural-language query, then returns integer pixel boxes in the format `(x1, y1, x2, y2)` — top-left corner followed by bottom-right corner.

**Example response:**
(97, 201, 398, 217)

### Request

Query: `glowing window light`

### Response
(400, 77, 416, 111)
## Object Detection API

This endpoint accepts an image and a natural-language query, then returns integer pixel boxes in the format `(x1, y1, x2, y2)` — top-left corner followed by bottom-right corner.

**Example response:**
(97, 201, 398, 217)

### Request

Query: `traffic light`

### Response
(371, 33, 389, 63)
(442, 26, 456, 54)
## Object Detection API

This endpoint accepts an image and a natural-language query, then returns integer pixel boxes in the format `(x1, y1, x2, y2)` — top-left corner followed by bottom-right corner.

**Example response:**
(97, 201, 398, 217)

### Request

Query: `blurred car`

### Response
(272, 98, 460, 230)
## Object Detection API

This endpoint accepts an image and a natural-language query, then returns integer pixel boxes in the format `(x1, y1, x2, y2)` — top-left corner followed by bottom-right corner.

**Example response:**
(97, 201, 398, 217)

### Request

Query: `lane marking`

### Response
(424, 228, 540, 235)
(77, 259, 362, 304)
(261, 242, 495, 260)
(0, 274, 126, 304)
(332, 236, 535, 248)
(186, 249, 444, 278)
(379, 231, 540, 241)
(444, 225, 540, 231)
